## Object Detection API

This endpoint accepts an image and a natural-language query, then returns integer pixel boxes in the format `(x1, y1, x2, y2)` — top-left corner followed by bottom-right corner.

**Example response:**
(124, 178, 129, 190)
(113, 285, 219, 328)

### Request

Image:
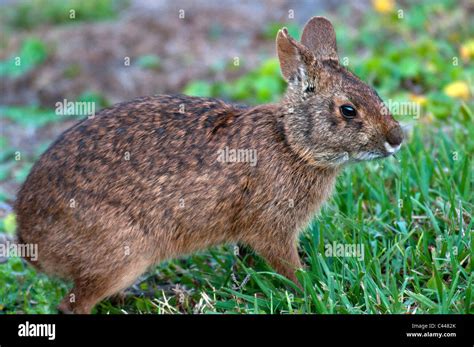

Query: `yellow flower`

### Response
(409, 94, 427, 106)
(372, 0, 395, 13)
(443, 81, 470, 100)
(460, 40, 474, 61)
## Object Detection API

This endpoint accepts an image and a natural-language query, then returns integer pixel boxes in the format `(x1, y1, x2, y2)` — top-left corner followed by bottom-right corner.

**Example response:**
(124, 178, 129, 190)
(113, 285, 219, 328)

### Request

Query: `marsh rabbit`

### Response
(15, 17, 403, 313)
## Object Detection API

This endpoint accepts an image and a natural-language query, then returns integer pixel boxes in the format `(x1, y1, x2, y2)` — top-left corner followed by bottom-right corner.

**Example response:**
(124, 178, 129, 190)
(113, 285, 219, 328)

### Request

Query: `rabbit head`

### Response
(276, 17, 403, 167)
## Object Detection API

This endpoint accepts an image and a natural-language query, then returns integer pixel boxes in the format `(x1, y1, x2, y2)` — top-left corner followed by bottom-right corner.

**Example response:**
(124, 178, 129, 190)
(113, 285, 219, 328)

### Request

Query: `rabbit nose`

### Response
(386, 126, 403, 147)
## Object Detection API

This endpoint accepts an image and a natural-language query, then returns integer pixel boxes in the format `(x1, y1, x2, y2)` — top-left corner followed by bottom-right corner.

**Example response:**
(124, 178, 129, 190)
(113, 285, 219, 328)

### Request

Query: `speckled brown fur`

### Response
(15, 17, 402, 313)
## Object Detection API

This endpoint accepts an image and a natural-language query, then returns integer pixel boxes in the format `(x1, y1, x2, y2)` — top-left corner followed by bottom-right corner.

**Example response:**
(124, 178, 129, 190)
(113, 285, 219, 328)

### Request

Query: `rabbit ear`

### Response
(301, 17, 338, 61)
(276, 28, 314, 82)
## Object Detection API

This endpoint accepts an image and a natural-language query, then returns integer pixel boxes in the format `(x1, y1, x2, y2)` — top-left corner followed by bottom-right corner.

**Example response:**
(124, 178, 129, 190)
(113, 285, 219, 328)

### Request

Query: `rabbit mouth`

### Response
(351, 151, 385, 161)
(324, 149, 394, 165)
(327, 152, 350, 165)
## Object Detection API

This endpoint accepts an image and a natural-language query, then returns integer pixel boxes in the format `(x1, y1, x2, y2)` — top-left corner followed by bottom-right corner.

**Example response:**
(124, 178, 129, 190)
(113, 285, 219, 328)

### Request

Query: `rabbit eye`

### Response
(340, 105, 357, 119)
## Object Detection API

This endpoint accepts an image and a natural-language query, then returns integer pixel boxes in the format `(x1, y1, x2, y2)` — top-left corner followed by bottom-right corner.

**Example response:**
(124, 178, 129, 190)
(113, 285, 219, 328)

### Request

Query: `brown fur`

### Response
(15, 17, 402, 313)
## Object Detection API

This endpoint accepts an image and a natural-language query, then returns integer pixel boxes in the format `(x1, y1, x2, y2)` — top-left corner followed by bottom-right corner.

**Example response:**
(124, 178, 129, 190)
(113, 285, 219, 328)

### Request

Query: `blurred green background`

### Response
(0, 0, 472, 314)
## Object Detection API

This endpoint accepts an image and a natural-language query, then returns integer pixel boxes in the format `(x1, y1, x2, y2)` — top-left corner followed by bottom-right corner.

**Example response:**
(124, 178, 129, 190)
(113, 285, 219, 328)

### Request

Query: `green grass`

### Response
(0, 0, 128, 30)
(0, 0, 472, 314)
